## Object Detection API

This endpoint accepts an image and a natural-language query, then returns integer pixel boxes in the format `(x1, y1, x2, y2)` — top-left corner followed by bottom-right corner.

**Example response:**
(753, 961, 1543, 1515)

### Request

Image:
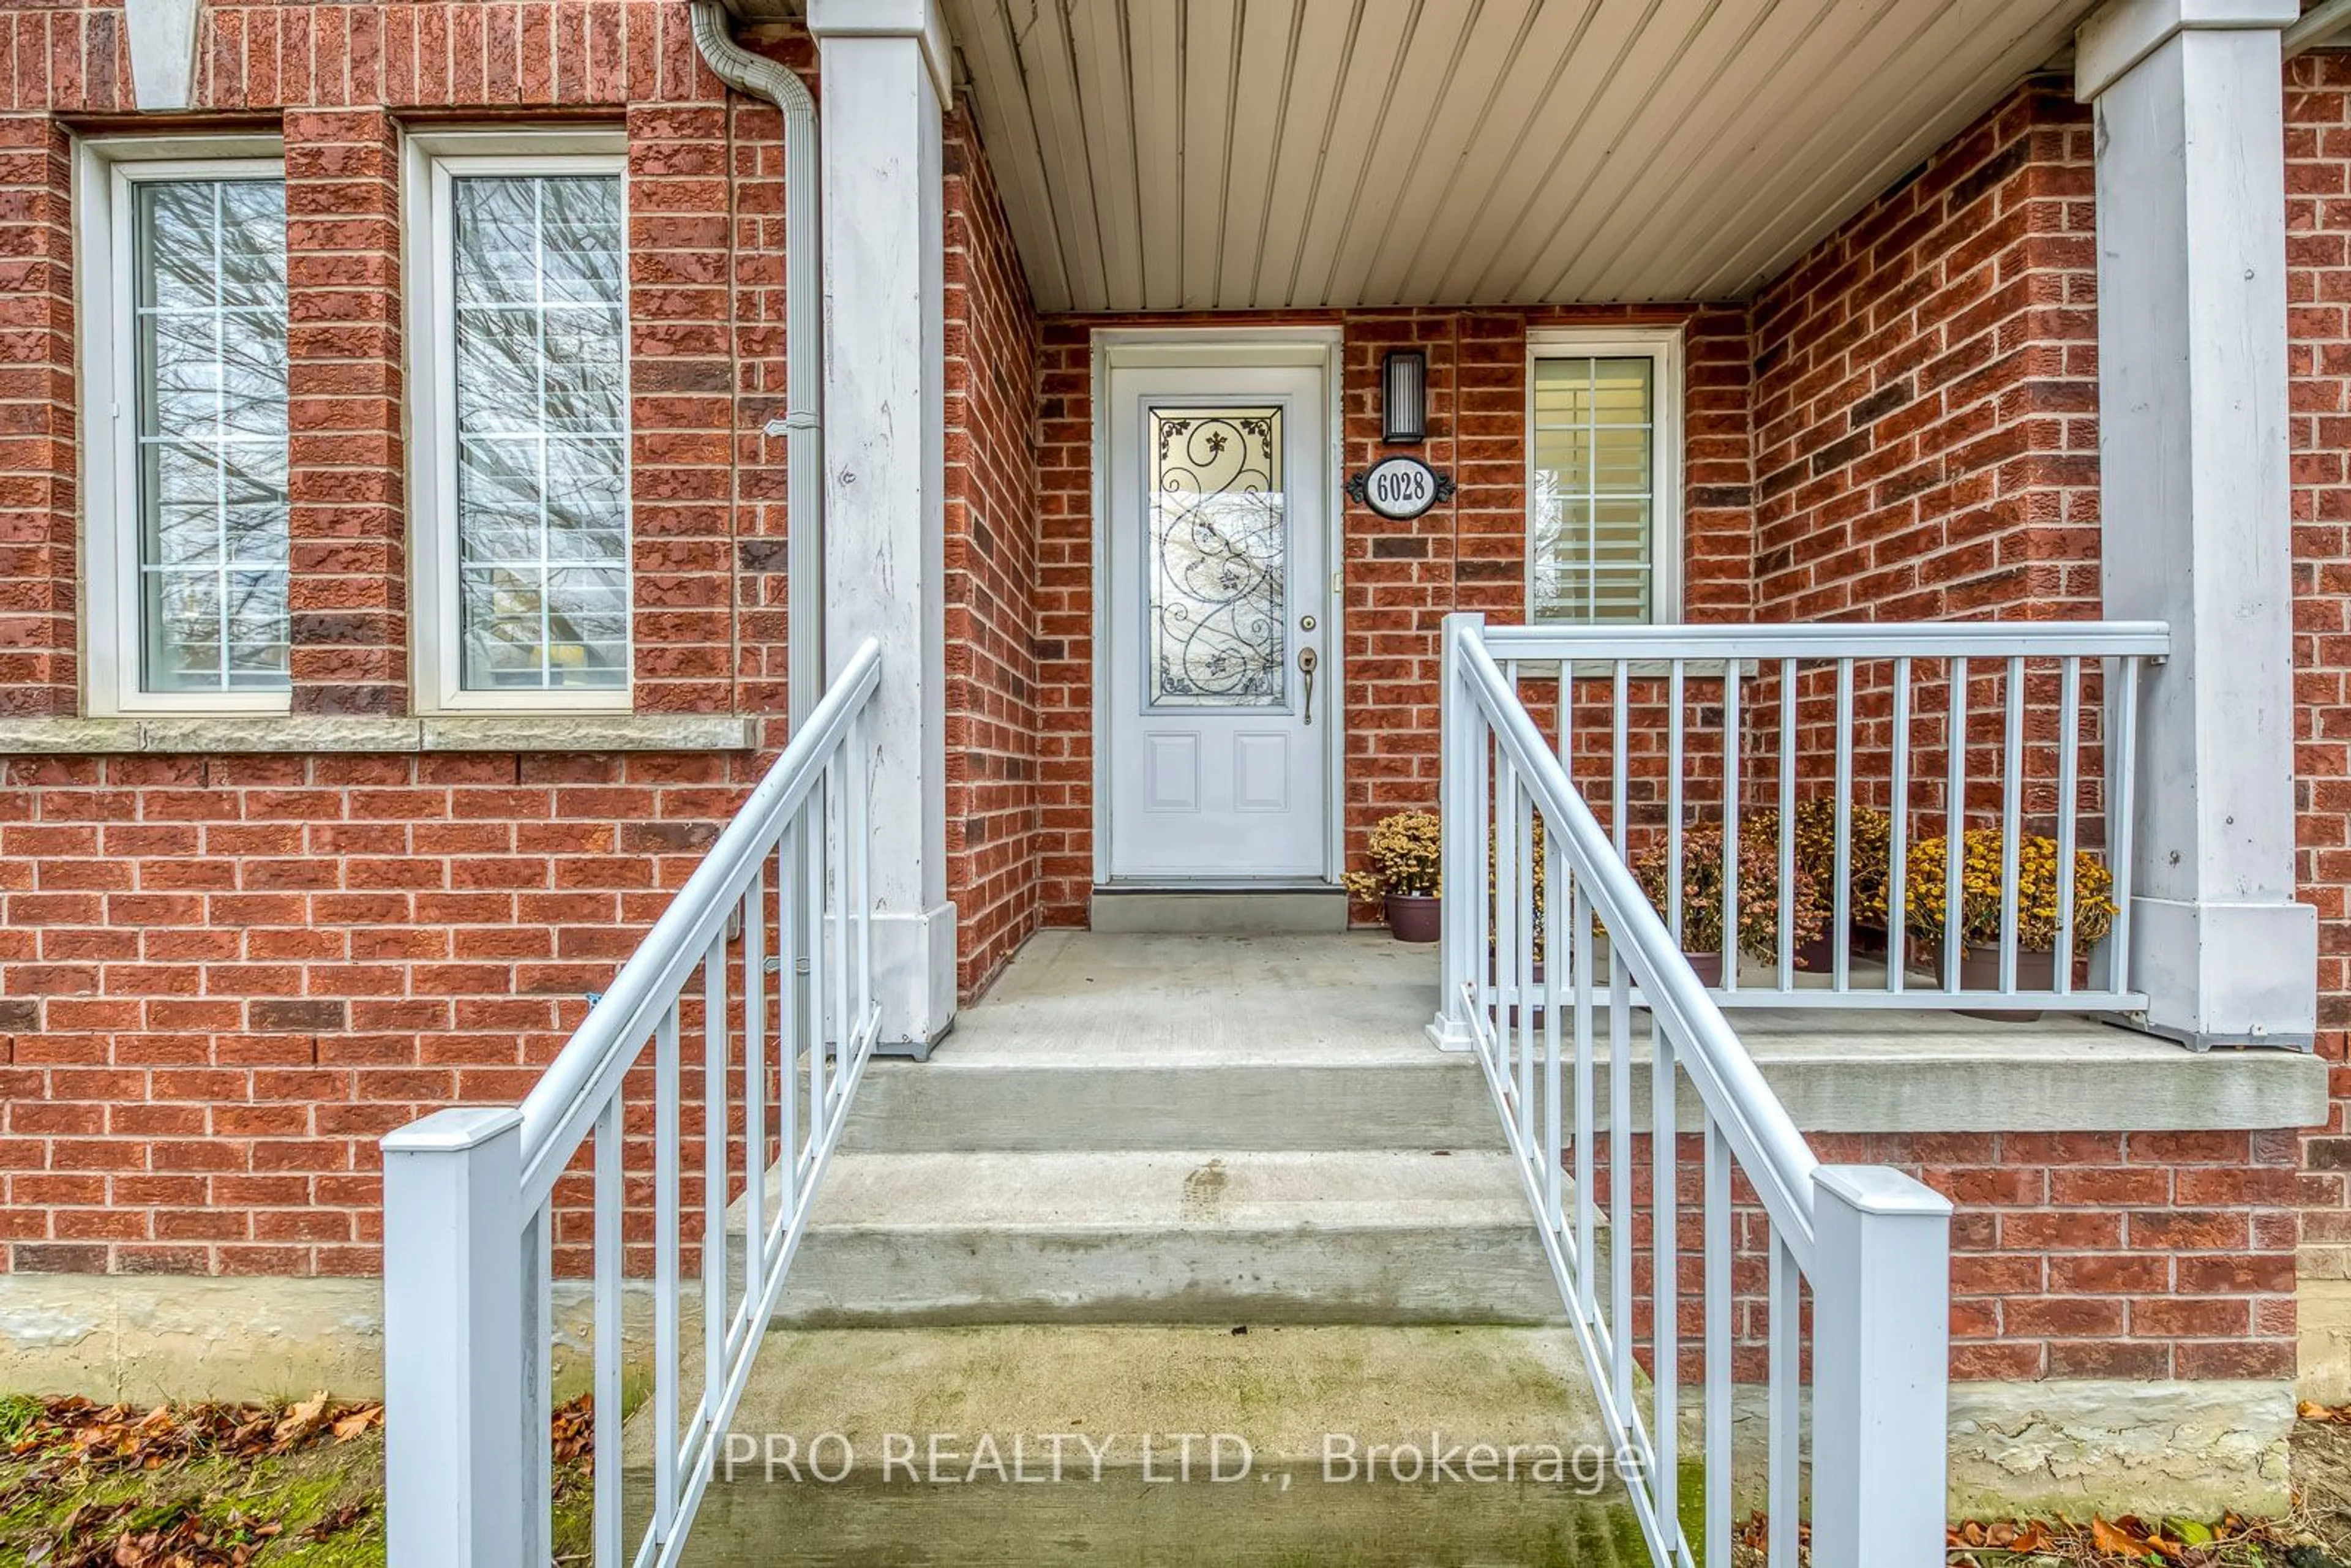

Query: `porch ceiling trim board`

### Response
(943, 0, 2104, 310)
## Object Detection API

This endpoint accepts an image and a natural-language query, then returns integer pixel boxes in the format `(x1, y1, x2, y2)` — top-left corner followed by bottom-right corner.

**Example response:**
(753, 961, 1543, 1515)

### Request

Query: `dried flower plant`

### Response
(1483, 811, 1548, 955)
(1633, 821, 1828, 960)
(1343, 809, 1442, 900)
(1748, 799, 1897, 928)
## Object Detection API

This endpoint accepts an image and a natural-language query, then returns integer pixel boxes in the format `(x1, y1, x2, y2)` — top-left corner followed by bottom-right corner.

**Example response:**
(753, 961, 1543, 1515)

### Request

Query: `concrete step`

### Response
(1088, 887, 1350, 933)
(634, 1324, 1645, 1567)
(842, 1041, 1493, 1153)
(844, 929, 1488, 1152)
(667, 1468, 1647, 1567)
(750, 1150, 1564, 1328)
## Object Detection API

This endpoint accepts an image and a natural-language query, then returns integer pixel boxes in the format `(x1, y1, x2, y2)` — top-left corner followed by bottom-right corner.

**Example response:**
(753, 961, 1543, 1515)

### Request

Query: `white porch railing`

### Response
(1463, 617, 2169, 1012)
(1436, 613, 1954, 1568)
(380, 637, 885, 1568)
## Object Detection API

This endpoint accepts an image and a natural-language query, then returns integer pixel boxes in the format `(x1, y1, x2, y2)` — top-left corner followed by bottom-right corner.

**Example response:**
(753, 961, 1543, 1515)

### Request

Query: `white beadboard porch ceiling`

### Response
(940, 0, 2098, 312)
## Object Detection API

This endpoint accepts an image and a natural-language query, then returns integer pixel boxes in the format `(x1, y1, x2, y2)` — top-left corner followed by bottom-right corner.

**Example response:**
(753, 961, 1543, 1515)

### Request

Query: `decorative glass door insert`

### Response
(1147, 405, 1286, 708)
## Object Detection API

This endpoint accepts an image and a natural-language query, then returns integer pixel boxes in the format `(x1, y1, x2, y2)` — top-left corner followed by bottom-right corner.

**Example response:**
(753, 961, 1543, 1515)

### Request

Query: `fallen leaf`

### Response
(302, 1501, 371, 1542)
(329, 1406, 381, 1442)
(2090, 1515, 2148, 1555)
(268, 1392, 331, 1452)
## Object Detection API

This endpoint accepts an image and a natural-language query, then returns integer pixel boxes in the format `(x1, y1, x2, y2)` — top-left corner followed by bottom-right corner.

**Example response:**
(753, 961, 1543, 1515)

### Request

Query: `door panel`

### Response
(1106, 360, 1330, 881)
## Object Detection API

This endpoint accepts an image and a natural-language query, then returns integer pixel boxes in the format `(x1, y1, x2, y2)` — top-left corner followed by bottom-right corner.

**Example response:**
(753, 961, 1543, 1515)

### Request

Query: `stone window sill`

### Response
(0, 713, 760, 755)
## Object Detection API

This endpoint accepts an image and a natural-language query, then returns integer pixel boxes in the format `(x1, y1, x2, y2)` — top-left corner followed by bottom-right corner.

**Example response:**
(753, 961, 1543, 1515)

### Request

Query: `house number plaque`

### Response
(1346, 455, 1454, 520)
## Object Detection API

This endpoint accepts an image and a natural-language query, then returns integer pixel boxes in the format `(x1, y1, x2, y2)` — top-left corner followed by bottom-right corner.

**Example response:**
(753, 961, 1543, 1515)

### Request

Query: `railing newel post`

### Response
(382, 1107, 528, 1568)
(1809, 1165, 1953, 1568)
(1433, 612, 1487, 1052)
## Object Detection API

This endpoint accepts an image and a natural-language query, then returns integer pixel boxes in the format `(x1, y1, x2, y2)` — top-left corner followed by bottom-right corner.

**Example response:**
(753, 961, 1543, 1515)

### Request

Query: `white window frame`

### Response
(75, 134, 290, 716)
(403, 127, 632, 714)
(1525, 325, 1685, 627)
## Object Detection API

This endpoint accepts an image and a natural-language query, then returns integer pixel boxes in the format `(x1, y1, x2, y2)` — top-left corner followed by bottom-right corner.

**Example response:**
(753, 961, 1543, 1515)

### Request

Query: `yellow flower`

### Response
(1903, 830, 2117, 951)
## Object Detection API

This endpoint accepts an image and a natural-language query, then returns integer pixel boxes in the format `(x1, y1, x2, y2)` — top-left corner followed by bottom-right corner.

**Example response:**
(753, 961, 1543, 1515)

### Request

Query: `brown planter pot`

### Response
(1384, 893, 1442, 943)
(1925, 943, 2055, 1022)
(1684, 951, 1724, 986)
(1794, 923, 1891, 973)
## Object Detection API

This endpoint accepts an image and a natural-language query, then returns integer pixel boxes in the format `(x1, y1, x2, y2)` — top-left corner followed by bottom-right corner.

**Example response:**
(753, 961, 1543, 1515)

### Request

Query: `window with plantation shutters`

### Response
(1528, 334, 1682, 626)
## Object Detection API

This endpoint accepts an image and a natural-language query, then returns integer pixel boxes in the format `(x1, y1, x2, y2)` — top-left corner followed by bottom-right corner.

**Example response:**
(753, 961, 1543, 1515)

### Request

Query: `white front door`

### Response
(1104, 358, 1332, 882)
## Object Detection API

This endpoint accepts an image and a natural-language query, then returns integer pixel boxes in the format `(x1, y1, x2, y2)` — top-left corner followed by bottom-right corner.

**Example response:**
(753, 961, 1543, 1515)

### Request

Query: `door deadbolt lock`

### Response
(1299, 613, 1317, 632)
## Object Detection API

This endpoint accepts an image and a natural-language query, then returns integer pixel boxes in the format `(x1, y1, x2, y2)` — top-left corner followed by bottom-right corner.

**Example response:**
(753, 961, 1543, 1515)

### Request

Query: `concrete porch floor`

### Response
(951, 929, 1441, 1062)
(906, 930, 2325, 1138)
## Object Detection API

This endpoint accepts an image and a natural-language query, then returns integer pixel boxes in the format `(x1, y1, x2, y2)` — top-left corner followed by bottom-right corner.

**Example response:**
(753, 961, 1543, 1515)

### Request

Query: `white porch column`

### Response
(2077, 0, 2317, 1049)
(808, 0, 956, 1049)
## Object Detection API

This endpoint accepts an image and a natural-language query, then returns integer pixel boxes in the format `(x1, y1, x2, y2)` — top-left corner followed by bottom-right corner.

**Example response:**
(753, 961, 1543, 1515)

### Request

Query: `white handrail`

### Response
(1467, 618, 2166, 1013)
(383, 638, 886, 1568)
(1438, 612, 1954, 1568)
(516, 637, 882, 1209)
(1482, 620, 2169, 660)
(1457, 629, 1822, 1256)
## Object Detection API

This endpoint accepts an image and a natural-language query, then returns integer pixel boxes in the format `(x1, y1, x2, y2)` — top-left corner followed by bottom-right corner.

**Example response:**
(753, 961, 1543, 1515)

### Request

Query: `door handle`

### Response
(1299, 647, 1319, 726)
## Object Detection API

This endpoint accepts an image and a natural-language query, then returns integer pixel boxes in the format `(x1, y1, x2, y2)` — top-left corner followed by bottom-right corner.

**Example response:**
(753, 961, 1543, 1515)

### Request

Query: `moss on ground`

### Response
(0, 1394, 596, 1567)
(7, 1398, 2350, 1566)
(0, 1436, 388, 1564)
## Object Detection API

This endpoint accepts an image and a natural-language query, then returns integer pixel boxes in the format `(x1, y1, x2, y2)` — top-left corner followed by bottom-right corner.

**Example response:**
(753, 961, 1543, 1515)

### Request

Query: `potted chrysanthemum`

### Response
(1747, 799, 1897, 970)
(1902, 828, 2118, 1018)
(1344, 810, 1442, 942)
(1632, 822, 1828, 985)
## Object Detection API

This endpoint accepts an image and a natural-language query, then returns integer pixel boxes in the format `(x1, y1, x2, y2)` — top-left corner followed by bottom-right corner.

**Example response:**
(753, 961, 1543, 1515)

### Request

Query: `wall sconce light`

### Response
(1381, 348, 1427, 445)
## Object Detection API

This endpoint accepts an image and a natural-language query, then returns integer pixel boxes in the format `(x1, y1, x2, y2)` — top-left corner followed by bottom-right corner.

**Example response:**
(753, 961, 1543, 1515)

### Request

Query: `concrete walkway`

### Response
(665, 1324, 1645, 1567)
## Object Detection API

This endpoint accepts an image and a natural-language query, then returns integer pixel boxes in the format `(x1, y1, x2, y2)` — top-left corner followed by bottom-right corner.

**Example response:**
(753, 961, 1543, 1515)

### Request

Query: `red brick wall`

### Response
(1742, 78, 2107, 867)
(0, 2, 811, 1277)
(285, 108, 406, 716)
(1608, 1127, 2298, 1386)
(1840, 1130, 2298, 1383)
(0, 749, 769, 1277)
(1749, 76, 2099, 625)
(943, 107, 1042, 999)
(2286, 49, 2351, 1280)
(0, 114, 75, 714)
(1033, 306, 1753, 926)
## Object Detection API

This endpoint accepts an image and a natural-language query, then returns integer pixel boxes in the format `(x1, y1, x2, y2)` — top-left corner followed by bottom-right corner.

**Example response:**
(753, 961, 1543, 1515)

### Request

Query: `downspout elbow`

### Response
(688, 1, 816, 138)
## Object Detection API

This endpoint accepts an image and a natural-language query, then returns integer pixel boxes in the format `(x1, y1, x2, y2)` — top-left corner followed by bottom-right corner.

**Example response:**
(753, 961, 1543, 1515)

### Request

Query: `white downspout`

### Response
(689, 1, 825, 729)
